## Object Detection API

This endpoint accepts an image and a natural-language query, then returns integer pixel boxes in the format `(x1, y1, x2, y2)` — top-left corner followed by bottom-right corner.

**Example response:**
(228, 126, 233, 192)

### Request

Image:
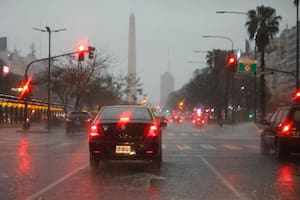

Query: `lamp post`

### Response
(202, 35, 234, 124)
(216, 10, 259, 122)
(296, 0, 299, 89)
(33, 26, 66, 129)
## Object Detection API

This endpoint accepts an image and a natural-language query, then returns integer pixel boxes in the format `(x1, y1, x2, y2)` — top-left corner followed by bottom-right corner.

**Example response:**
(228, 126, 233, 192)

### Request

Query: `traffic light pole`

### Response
(22, 51, 79, 130)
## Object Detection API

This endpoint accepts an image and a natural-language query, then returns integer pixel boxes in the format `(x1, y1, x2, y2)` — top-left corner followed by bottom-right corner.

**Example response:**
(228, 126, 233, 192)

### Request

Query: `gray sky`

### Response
(0, 0, 296, 105)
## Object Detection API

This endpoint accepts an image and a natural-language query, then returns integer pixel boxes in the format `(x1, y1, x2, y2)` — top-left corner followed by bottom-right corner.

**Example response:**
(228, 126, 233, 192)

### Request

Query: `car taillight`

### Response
(147, 125, 158, 137)
(120, 117, 130, 123)
(89, 124, 103, 138)
(280, 121, 293, 136)
(85, 118, 92, 122)
(201, 120, 205, 124)
(192, 120, 196, 124)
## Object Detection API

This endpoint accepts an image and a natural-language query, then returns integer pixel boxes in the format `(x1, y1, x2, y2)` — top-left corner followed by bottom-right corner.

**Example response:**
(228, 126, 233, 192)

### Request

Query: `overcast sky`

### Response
(0, 0, 296, 105)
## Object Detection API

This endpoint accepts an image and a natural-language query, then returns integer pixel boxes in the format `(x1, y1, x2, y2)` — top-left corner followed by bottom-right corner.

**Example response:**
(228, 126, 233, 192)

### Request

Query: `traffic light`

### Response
(19, 78, 32, 100)
(226, 54, 237, 72)
(292, 90, 300, 102)
(77, 44, 85, 61)
(88, 46, 96, 59)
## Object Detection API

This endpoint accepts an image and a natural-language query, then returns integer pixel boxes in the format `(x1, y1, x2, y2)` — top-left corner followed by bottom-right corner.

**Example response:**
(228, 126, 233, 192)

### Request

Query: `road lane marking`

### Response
(200, 144, 216, 150)
(199, 155, 248, 200)
(25, 164, 88, 200)
(245, 145, 259, 150)
(176, 144, 191, 150)
(222, 144, 242, 151)
(167, 133, 175, 136)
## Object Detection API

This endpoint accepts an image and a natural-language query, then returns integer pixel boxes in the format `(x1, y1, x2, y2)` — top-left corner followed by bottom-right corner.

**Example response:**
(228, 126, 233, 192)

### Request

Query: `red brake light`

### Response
(119, 117, 130, 123)
(147, 125, 158, 137)
(89, 124, 103, 137)
(280, 121, 292, 136)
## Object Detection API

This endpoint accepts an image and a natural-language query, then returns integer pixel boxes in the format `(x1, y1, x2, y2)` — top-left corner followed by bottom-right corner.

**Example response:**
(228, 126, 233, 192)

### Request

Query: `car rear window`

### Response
(69, 112, 90, 119)
(292, 109, 300, 122)
(99, 107, 152, 120)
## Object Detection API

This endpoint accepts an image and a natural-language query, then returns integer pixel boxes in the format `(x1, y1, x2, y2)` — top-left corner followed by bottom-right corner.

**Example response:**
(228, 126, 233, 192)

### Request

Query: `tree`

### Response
(112, 73, 145, 104)
(245, 5, 281, 122)
(27, 43, 37, 60)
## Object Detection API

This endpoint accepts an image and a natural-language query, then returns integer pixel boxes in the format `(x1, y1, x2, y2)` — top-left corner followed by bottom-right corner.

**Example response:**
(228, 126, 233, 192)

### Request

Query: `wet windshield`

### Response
(0, 1, 299, 200)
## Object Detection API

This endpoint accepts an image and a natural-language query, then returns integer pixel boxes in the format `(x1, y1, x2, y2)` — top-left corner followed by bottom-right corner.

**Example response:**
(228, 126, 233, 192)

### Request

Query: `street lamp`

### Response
(33, 26, 66, 129)
(202, 35, 234, 52)
(216, 11, 247, 15)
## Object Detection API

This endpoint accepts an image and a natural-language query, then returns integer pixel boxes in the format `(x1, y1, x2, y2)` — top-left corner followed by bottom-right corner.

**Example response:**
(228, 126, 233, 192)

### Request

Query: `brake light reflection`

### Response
(276, 166, 297, 199)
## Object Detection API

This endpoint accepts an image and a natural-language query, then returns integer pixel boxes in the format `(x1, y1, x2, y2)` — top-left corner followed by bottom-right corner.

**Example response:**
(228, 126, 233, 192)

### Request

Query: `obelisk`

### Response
(127, 13, 137, 103)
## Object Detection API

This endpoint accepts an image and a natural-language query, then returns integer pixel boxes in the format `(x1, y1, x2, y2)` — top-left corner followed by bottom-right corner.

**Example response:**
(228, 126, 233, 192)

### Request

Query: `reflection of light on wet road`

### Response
(276, 165, 297, 199)
(16, 137, 32, 199)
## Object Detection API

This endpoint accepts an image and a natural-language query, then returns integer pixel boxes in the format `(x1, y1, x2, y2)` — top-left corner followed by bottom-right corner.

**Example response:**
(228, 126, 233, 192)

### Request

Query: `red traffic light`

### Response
(226, 54, 237, 72)
(19, 77, 32, 100)
(292, 90, 300, 101)
(77, 45, 86, 61)
(78, 45, 85, 52)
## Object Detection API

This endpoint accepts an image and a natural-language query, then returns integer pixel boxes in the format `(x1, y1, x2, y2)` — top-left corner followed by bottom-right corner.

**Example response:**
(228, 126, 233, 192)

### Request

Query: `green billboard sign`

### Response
(238, 58, 257, 73)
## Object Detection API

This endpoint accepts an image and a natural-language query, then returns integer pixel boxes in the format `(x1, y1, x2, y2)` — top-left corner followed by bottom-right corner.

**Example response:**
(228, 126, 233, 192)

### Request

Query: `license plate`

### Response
(292, 131, 300, 137)
(116, 145, 131, 154)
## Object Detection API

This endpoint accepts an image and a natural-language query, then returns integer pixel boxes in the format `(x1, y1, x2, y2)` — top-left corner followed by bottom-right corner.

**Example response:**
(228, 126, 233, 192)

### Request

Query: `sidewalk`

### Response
(0, 123, 63, 134)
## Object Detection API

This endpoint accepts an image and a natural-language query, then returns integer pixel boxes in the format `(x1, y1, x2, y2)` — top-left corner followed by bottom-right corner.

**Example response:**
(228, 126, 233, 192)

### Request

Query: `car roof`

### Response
(101, 105, 151, 109)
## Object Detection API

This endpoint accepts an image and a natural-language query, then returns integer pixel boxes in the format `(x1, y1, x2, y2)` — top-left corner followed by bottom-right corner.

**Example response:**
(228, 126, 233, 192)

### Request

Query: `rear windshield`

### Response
(69, 112, 90, 118)
(99, 107, 153, 120)
(292, 109, 300, 122)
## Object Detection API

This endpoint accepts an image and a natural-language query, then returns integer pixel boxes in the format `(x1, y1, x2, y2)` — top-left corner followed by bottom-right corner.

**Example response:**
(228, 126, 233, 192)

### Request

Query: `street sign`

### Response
(238, 58, 257, 73)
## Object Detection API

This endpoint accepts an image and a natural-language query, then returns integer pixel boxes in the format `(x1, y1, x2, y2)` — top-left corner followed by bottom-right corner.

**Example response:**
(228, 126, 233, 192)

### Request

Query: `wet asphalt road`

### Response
(0, 121, 300, 200)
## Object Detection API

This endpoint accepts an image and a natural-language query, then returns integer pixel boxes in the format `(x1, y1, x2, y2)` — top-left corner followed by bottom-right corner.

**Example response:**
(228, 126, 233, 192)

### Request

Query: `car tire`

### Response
(90, 156, 100, 171)
(260, 135, 270, 155)
(276, 141, 288, 160)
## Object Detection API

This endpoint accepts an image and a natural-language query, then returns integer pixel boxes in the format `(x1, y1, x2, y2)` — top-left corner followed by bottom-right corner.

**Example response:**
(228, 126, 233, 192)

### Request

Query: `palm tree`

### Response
(245, 5, 281, 122)
(294, 0, 299, 88)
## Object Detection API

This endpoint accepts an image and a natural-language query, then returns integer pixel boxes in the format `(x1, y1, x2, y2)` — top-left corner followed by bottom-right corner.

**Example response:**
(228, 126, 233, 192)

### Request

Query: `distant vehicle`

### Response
(65, 111, 94, 133)
(169, 115, 183, 123)
(88, 105, 162, 172)
(192, 115, 206, 128)
(156, 115, 168, 127)
(260, 104, 300, 159)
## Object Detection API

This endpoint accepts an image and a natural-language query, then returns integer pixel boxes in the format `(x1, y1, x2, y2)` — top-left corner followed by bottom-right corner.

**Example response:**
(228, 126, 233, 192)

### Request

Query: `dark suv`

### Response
(260, 104, 300, 159)
(65, 111, 94, 133)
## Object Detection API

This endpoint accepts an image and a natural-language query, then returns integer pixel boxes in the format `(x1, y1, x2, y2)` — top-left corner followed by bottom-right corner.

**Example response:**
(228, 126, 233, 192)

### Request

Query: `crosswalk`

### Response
(162, 143, 259, 152)
(162, 131, 259, 152)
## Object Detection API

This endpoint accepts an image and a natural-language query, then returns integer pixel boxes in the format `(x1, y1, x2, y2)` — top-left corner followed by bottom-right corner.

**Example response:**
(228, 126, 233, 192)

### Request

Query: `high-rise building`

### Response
(160, 71, 174, 107)
(127, 13, 137, 103)
(0, 37, 8, 64)
(264, 23, 299, 105)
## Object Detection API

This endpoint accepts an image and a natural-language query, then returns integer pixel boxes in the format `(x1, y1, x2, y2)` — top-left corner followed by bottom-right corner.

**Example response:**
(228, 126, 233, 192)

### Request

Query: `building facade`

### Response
(160, 71, 174, 107)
